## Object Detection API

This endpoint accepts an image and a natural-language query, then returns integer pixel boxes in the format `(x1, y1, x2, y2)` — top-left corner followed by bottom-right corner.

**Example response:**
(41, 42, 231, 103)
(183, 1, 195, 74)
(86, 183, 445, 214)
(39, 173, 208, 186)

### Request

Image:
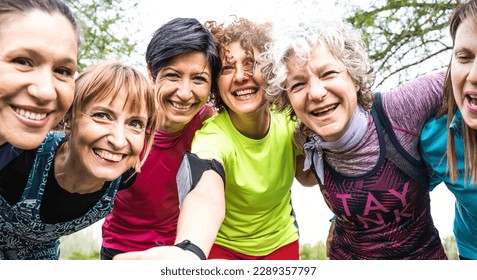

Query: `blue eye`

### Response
(130, 119, 146, 130)
(92, 112, 110, 120)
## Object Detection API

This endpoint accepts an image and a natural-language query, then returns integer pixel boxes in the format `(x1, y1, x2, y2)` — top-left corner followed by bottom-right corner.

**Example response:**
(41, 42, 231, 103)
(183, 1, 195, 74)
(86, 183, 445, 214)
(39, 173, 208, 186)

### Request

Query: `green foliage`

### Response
(442, 234, 459, 260)
(65, 0, 139, 72)
(345, 0, 459, 89)
(59, 225, 457, 260)
(59, 223, 102, 260)
(300, 241, 328, 260)
(66, 250, 100, 260)
(300, 235, 459, 260)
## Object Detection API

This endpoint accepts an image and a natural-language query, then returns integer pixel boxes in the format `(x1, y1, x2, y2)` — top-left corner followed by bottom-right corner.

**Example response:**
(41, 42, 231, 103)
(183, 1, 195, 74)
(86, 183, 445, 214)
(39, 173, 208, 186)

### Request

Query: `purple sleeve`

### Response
(381, 71, 445, 136)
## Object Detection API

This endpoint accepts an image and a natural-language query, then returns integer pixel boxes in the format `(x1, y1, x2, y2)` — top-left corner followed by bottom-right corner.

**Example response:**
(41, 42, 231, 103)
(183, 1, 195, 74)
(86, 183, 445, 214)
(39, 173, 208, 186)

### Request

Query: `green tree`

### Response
(59, 224, 102, 260)
(300, 241, 328, 260)
(442, 234, 459, 260)
(65, 0, 139, 72)
(66, 250, 100, 260)
(344, 0, 458, 89)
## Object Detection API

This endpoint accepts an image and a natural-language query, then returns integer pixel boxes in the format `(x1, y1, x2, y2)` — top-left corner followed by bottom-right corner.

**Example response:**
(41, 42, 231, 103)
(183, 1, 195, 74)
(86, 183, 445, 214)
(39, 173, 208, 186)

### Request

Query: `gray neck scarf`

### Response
(303, 104, 368, 184)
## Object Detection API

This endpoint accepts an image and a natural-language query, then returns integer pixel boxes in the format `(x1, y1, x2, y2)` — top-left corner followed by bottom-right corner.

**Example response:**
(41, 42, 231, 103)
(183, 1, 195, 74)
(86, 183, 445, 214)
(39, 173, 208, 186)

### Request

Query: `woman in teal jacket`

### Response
(420, 0, 477, 260)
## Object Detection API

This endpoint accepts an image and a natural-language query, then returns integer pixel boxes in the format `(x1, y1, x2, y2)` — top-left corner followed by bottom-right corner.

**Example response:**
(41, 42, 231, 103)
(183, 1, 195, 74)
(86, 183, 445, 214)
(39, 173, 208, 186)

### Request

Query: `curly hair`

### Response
(261, 20, 374, 115)
(260, 20, 375, 149)
(205, 17, 273, 111)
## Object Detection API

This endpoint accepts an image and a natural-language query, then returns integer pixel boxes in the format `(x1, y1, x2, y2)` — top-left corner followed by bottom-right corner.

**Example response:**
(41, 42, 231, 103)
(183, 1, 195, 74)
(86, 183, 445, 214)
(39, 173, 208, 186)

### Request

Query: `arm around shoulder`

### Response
(295, 154, 318, 187)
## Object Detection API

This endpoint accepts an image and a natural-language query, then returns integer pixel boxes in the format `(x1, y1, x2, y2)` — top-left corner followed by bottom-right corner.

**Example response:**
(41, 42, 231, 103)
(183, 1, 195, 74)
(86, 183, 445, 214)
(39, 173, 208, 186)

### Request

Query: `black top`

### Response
(0, 148, 135, 223)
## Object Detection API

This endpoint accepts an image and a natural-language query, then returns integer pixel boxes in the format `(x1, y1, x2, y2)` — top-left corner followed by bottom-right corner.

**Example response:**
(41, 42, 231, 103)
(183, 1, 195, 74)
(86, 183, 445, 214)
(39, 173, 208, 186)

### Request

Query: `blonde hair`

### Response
(64, 60, 158, 172)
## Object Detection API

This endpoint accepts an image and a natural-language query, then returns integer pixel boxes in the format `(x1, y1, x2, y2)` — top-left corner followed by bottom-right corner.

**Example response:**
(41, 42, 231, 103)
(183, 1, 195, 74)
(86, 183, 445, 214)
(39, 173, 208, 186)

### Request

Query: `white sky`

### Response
(129, 0, 348, 69)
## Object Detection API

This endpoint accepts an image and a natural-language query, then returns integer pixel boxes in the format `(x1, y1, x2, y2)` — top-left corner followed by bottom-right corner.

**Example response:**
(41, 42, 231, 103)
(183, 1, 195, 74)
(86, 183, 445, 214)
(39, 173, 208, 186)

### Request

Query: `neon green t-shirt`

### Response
(191, 108, 300, 256)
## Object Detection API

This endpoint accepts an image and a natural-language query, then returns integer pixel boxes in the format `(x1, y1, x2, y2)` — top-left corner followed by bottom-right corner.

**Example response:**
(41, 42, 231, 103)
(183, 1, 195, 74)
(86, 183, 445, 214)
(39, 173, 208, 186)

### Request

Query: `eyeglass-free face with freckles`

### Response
(218, 41, 268, 117)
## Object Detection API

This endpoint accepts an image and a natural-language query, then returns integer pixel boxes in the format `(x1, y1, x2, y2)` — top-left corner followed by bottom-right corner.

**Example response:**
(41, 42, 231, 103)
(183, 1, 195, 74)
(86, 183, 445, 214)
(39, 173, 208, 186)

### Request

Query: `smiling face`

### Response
(217, 41, 268, 117)
(154, 52, 211, 133)
(0, 10, 78, 148)
(286, 44, 360, 142)
(451, 18, 477, 129)
(68, 88, 148, 182)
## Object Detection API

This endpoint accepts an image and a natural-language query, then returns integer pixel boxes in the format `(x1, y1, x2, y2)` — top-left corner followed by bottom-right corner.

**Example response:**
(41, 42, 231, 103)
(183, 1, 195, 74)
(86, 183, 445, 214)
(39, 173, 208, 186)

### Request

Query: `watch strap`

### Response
(174, 240, 207, 260)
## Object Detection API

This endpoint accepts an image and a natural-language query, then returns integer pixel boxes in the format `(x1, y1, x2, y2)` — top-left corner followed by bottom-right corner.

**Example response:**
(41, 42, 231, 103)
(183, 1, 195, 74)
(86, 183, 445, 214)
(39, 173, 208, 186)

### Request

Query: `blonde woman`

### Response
(0, 61, 157, 259)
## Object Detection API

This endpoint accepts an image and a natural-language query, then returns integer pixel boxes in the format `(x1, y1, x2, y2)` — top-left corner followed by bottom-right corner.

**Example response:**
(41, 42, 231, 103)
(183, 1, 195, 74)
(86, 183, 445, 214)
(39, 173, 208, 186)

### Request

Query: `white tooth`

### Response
(95, 149, 123, 162)
(14, 108, 47, 121)
(236, 89, 255, 96)
(171, 102, 192, 110)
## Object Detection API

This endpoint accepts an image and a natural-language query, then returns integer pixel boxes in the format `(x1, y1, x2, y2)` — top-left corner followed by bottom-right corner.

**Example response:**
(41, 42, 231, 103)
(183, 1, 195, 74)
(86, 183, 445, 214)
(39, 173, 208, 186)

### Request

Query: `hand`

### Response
(113, 245, 202, 260)
(326, 220, 336, 258)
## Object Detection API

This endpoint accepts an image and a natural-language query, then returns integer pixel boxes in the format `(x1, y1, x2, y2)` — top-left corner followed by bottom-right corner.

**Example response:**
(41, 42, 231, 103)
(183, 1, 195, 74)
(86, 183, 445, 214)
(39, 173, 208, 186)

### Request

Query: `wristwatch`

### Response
(174, 240, 207, 260)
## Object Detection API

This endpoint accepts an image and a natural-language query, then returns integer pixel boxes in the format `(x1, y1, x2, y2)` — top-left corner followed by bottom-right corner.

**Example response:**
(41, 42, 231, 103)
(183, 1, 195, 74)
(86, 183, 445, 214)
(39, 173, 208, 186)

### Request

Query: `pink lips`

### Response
(464, 90, 477, 114)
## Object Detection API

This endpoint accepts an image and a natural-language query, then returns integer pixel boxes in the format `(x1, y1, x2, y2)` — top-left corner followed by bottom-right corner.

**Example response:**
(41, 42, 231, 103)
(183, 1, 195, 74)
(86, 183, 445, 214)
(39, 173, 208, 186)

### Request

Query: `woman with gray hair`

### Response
(261, 20, 447, 259)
